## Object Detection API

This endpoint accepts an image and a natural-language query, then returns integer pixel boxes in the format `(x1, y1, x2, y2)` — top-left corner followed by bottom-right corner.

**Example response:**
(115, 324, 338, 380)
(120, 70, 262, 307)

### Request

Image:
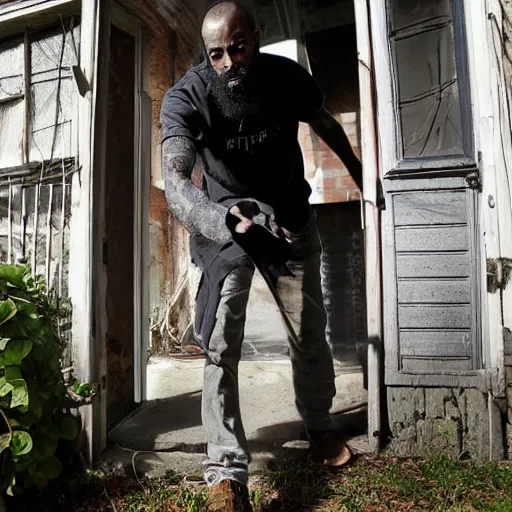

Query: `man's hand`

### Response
(229, 205, 253, 234)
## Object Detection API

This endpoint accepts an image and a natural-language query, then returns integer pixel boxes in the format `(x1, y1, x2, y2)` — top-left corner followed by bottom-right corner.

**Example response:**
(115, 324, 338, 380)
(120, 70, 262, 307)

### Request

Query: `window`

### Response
(0, 19, 79, 281)
(388, 0, 472, 167)
(0, 37, 25, 167)
(0, 20, 80, 169)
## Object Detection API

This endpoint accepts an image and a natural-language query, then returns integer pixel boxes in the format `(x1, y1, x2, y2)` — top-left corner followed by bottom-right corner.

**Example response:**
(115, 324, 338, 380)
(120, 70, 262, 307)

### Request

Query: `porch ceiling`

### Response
(116, 0, 207, 64)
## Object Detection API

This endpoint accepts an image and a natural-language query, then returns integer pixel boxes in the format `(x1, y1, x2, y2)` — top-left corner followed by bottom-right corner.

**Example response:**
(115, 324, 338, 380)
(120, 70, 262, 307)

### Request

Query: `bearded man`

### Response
(160, 2, 364, 510)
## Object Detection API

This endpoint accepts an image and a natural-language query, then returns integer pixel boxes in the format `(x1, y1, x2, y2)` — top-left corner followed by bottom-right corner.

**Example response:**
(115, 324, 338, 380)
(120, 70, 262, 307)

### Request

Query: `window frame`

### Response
(387, 0, 474, 174)
(0, 16, 80, 171)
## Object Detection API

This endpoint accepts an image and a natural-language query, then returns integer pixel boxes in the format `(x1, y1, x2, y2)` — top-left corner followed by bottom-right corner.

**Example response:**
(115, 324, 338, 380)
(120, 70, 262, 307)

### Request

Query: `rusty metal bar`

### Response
(20, 186, 27, 264)
(31, 182, 39, 276)
(59, 173, 66, 296)
(7, 178, 12, 264)
(45, 183, 53, 284)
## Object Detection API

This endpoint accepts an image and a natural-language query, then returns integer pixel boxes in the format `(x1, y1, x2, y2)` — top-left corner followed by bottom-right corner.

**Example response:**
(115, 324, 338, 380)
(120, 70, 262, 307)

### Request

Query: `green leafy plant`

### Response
(0, 264, 81, 496)
(69, 377, 97, 400)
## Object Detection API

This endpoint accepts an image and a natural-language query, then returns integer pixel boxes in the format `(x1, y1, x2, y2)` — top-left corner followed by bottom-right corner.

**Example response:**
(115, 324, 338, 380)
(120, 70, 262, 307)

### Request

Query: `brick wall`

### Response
(116, 0, 200, 354)
(300, 113, 360, 204)
(303, 22, 361, 204)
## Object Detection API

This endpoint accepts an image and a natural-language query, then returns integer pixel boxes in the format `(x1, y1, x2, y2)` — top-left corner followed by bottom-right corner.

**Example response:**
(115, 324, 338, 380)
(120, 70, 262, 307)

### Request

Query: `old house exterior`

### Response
(1, 0, 512, 463)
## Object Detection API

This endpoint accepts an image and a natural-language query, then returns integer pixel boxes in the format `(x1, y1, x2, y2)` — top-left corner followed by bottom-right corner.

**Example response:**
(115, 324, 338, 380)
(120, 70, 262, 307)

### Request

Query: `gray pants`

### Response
(202, 215, 336, 486)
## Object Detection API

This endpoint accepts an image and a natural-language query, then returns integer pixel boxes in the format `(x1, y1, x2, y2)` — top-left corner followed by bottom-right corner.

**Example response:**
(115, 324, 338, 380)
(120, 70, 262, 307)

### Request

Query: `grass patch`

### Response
(6, 455, 512, 511)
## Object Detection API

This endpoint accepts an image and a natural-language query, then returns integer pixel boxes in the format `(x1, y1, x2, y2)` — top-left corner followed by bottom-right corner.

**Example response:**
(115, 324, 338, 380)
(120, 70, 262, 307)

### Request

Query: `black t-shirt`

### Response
(160, 53, 324, 232)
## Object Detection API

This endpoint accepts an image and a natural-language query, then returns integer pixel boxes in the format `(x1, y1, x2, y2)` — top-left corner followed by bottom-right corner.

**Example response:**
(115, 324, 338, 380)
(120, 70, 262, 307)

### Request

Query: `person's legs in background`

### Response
(277, 213, 351, 466)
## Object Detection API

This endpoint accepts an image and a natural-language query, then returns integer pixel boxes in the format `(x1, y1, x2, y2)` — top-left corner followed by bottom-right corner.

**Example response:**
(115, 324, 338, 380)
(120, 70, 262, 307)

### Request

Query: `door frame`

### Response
(110, 4, 150, 405)
(354, 0, 382, 453)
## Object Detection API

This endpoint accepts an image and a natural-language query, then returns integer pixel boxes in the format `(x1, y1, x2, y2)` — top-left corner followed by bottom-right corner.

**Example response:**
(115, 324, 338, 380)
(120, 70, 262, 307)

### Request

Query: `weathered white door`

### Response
(368, 0, 491, 398)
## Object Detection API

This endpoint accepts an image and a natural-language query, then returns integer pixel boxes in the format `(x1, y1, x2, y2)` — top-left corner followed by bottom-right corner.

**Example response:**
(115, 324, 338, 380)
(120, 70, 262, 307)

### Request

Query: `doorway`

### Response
(248, 0, 367, 368)
(104, 24, 136, 429)
(109, 0, 370, 465)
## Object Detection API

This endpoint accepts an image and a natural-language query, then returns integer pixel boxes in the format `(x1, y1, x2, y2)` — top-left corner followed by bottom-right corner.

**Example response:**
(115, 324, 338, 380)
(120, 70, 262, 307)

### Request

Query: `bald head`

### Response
(203, 2, 256, 32)
(202, 1, 260, 75)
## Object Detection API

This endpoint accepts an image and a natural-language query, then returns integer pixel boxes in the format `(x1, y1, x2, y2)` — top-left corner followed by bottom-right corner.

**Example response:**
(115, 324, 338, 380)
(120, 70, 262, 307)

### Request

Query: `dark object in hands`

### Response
(226, 201, 293, 266)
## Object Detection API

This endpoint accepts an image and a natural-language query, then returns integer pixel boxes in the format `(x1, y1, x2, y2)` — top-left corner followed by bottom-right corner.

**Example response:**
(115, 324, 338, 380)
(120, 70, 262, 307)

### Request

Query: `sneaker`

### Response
(207, 479, 253, 512)
(307, 429, 352, 467)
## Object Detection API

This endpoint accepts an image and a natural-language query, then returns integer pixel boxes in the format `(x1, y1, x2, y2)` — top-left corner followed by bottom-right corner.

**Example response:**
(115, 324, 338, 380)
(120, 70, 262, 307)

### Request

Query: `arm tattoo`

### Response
(162, 136, 231, 244)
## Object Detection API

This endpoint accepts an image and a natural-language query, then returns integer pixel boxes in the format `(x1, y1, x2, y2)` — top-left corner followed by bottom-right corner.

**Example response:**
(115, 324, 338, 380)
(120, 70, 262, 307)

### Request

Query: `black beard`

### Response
(210, 65, 261, 125)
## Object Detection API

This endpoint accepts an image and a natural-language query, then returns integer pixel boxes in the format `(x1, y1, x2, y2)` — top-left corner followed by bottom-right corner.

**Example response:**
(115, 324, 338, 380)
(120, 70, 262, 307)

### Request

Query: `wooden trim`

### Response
(368, 0, 397, 174)
(464, 0, 507, 396)
(451, 0, 474, 160)
(90, 0, 111, 458)
(23, 28, 30, 164)
(68, 0, 111, 464)
(110, 3, 151, 404)
(0, 1, 80, 42)
(69, 0, 96, 464)
(382, 188, 398, 376)
(354, 0, 381, 452)
(386, 369, 490, 392)
(132, 21, 144, 404)
(384, 176, 469, 192)
(468, 187, 482, 369)
(0, 0, 76, 21)
(389, 158, 477, 174)
(138, 91, 151, 404)
(7, 178, 12, 264)
(487, 0, 512, 395)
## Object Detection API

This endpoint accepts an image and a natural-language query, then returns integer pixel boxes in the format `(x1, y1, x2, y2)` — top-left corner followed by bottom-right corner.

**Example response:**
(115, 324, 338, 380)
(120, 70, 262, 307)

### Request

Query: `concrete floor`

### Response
(241, 269, 363, 368)
(104, 357, 368, 478)
(103, 270, 368, 478)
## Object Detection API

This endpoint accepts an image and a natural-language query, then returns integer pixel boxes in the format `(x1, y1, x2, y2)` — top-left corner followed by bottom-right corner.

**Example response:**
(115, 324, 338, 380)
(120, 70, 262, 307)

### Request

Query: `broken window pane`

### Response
(0, 37, 24, 167)
(390, 0, 465, 159)
(391, 0, 450, 32)
(0, 37, 24, 101)
(0, 99, 24, 167)
(29, 22, 80, 161)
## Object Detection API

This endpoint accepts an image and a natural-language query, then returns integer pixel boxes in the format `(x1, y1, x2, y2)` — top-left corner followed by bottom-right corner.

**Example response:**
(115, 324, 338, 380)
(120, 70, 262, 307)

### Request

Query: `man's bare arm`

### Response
(309, 107, 363, 192)
(162, 136, 231, 244)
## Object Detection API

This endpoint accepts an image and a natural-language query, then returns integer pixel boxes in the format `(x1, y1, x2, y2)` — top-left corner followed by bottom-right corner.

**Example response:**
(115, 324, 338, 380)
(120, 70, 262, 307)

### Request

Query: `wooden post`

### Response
(7, 178, 12, 264)
(45, 183, 53, 284)
(68, 0, 111, 463)
(23, 28, 30, 164)
(354, 0, 382, 453)
(465, 0, 507, 399)
(487, 0, 512, 395)
(90, 0, 111, 456)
